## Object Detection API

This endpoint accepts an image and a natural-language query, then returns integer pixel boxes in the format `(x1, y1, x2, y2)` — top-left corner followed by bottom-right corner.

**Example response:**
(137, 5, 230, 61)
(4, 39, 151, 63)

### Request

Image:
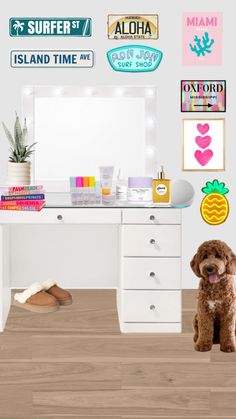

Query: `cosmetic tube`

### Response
(99, 166, 114, 193)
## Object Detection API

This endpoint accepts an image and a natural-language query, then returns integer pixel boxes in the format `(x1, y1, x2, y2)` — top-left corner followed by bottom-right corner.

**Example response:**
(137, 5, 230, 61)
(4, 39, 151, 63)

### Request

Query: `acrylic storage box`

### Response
(70, 187, 101, 206)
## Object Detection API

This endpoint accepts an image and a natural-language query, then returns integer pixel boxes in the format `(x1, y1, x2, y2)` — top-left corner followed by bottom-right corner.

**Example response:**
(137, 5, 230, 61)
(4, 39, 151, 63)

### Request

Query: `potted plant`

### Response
(2, 113, 36, 186)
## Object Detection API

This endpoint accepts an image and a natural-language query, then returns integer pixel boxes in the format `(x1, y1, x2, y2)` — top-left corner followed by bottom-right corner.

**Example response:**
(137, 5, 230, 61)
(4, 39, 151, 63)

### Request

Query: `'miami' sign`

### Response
(9, 18, 91, 37)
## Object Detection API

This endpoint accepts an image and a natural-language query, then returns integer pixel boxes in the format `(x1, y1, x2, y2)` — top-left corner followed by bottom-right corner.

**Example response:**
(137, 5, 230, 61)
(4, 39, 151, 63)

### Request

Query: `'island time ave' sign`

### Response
(11, 50, 94, 68)
(9, 18, 91, 36)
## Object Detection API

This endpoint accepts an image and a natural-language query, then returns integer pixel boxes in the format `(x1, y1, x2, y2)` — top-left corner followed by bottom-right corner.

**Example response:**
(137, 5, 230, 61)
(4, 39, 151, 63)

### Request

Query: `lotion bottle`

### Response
(153, 166, 170, 204)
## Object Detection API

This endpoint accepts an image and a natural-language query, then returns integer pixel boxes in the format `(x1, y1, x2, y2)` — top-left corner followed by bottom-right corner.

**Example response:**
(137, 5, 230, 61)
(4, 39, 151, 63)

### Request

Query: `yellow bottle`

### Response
(153, 166, 170, 204)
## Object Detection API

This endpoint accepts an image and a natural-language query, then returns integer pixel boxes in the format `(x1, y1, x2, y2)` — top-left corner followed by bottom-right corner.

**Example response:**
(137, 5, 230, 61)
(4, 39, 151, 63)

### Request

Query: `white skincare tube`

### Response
(99, 166, 114, 192)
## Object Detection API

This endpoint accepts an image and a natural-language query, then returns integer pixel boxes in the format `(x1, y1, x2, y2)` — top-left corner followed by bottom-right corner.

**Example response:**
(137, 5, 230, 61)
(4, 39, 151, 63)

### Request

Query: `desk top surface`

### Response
(45, 193, 183, 209)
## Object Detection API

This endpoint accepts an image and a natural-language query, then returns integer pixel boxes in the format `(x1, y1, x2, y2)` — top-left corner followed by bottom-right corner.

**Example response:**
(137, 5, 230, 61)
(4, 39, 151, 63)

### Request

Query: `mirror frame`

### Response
(22, 85, 158, 191)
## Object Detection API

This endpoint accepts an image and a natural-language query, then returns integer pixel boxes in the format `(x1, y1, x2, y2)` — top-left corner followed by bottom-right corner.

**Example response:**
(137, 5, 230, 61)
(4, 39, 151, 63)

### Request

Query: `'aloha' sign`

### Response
(108, 15, 158, 40)
(9, 18, 91, 37)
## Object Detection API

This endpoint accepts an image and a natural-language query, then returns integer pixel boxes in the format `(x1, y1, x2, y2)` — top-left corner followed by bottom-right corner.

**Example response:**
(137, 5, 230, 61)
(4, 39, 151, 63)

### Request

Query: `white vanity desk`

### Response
(0, 193, 182, 333)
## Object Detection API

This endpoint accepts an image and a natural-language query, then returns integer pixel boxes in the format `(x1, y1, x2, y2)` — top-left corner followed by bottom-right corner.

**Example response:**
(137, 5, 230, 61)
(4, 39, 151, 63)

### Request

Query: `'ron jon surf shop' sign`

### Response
(108, 15, 159, 39)
(9, 18, 91, 37)
(107, 45, 163, 72)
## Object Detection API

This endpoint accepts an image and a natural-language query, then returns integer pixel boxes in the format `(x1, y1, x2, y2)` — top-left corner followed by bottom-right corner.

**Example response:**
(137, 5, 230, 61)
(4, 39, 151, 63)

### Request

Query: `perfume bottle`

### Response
(153, 166, 170, 204)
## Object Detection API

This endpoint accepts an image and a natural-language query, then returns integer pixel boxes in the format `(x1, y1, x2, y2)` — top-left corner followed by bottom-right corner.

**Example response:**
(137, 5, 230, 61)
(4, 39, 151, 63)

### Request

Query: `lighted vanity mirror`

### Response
(23, 86, 158, 191)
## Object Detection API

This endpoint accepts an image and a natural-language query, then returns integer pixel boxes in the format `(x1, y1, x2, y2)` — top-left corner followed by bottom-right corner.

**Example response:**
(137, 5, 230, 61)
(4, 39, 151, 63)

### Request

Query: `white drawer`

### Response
(122, 258, 181, 289)
(122, 209, 181, 225)
(122, 225, 181, 257)
(122, 290, 181, 323)
(121, 323, 181, 333)
(0, 208, 122, 224)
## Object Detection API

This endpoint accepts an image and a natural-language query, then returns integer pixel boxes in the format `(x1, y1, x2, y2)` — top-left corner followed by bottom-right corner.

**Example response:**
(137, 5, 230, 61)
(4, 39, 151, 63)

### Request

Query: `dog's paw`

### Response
(194, 342, 212, 352)
(220, 343, 236, 353)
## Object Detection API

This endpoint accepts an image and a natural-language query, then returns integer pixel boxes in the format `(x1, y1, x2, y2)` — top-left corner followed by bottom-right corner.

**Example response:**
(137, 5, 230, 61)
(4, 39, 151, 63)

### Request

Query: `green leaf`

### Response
(22, 118, 28, 146)
(2, 122, 15, 147)
(201, 179, 229, 195)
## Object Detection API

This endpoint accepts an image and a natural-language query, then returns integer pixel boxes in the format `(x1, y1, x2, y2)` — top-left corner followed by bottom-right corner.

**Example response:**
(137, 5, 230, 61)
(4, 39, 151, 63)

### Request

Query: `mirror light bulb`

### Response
(146, 117, 155, 127)
(145, 88, 155, 97)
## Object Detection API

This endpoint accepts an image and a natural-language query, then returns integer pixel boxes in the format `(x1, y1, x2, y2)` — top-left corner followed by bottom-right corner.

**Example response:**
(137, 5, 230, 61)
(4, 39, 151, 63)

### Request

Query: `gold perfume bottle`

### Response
(153, 166, 170, 204)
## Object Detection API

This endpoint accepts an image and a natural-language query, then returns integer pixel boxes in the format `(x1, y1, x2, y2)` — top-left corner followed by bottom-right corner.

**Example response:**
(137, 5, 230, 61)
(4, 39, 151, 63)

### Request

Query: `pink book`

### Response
(0, 200, 45, 206)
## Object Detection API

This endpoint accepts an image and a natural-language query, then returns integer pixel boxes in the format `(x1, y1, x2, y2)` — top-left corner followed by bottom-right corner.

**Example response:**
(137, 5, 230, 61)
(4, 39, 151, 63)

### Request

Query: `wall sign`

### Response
(11, 50, 94, 68)
(107, 14, 159, 40)
(181, 80, 226, 112)
(9, 18, 91, 37)
(200, 179, 229, 225)
(182, 119, 225, 171)
(183, 12, 223, 65)
(107, 45, 163, 72)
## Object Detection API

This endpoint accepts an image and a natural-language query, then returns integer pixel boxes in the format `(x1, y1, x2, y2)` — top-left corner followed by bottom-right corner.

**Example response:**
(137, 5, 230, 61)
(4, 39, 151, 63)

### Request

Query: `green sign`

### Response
(9, 18, 91, 37)
(107, 45, 163, 72)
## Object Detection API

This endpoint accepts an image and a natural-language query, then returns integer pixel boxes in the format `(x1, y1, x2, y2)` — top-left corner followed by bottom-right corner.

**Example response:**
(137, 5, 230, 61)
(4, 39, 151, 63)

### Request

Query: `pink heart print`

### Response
(195, 135, 212, 149)
(194, 149, 213, 166)
(197, 123, 210, 135)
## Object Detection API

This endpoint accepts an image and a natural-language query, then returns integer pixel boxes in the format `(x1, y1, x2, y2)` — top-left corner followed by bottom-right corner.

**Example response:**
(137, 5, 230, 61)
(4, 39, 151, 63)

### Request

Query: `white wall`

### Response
(0, 0, 235, 288)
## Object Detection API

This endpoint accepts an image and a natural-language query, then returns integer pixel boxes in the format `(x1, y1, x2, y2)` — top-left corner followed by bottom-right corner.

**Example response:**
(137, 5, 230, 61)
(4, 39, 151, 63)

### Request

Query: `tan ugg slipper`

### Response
(42, 280, 73, 306)
(14, 283, 60, 313)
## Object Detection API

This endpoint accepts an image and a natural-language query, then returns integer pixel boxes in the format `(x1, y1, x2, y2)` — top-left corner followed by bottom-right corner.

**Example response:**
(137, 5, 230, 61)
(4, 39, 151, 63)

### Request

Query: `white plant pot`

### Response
(7, 161, 31, 186)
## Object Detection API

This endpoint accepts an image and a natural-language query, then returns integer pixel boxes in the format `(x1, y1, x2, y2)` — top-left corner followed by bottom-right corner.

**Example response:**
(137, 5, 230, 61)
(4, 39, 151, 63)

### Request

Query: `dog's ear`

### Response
(226, 251, 236, 275)
(190, 254, 201, 277)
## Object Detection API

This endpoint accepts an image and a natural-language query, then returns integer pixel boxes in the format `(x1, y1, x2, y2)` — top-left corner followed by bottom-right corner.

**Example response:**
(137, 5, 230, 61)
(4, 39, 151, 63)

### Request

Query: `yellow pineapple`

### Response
(201, 179, 229, 225)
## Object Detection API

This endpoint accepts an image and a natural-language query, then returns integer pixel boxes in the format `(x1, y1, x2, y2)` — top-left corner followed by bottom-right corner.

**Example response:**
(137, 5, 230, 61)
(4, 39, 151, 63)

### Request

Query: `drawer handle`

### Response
(149, 304, 156, 311)
(149, 215, 155, 221)
(150, 238, 156, 245)
(57, 214, 63, 221)
(149, 272, 156, 278)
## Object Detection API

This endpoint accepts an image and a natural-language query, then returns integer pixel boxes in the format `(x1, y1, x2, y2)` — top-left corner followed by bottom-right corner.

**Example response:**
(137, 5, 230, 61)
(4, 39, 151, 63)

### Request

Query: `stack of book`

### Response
(0, 185, 45, 211)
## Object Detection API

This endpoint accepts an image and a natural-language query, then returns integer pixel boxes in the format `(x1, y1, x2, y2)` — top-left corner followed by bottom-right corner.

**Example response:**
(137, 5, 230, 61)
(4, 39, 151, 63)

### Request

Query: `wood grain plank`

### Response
(210, 344, 236, 362)
(0, 385, 32, 417)
(211, 389, 236, 416)
(122, 362, 236, 388)
(0, 362, 120, 390)
(33, 389, 210, 416)
(32, 334, 210, 362)
(123, 417, 235, 419)
(182, 290, 197, 310)
(182, 310, 195, 333)
(33, 417, 121, 419)
(0, 334, 31, 360)
(6, 290, 120, 335)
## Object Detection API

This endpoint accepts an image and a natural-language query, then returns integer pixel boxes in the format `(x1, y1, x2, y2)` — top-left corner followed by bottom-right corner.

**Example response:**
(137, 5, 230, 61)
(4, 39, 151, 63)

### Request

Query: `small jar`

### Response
(128, 177, 153, 203)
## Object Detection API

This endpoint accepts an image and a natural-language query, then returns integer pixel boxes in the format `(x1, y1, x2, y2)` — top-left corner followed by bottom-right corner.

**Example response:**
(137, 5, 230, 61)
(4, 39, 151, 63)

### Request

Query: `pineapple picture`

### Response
(201, 179, 229, 225)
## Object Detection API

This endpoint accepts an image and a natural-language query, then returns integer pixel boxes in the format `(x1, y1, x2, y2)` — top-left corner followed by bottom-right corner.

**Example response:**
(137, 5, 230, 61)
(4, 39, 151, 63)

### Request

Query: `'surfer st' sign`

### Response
(9, 18, 91, 37)
(107, 45, 163, 72)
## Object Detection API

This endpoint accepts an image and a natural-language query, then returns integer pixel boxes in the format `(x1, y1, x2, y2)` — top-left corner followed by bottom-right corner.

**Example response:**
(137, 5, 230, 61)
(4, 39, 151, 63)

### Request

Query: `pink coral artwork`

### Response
(183, 12, 223, 65)
(183, 119, 225, 171)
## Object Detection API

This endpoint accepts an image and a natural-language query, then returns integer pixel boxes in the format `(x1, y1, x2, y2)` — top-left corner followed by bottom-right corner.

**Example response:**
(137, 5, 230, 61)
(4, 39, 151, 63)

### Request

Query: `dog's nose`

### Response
(207, 265, 214, 273)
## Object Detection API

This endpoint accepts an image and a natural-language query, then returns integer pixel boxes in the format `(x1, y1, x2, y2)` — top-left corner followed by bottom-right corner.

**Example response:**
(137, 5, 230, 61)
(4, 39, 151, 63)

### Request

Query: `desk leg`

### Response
(0, 225, 11, 332)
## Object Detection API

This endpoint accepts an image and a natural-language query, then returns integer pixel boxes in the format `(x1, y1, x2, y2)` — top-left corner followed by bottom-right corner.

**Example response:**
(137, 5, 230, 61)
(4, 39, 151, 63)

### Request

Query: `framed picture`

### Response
(182, 119, 225, 171)
(181, 80, 226, 112)
(182, 12, 223, 66)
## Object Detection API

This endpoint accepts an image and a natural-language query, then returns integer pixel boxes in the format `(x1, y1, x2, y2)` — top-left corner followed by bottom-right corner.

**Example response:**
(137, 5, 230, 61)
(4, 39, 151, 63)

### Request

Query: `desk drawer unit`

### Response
(119, 209, 181, 333)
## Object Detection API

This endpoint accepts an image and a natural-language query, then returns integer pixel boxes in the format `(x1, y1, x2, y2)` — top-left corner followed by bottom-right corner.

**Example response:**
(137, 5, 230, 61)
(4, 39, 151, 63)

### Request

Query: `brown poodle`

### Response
(191, 240, 236, 352)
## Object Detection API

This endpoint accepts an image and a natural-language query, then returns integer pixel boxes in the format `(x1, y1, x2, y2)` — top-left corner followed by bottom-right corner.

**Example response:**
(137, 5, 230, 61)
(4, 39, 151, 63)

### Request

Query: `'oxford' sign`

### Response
(9, 18, 92, 37)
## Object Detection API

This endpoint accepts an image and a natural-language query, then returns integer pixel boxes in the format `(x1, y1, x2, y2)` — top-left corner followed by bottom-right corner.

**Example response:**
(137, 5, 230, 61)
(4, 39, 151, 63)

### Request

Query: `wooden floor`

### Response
(1, 289, 236, 418)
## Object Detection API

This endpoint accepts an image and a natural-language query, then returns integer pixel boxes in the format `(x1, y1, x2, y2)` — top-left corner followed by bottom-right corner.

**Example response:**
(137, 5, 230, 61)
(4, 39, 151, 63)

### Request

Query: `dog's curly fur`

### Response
(191, 240, 236, 352)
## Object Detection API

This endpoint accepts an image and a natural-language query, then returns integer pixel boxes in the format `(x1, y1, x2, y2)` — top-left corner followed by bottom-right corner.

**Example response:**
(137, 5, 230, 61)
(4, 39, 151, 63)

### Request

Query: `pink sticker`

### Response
(194, 149, 213, 166)
(195, 135, 212, 149)
(197, 123, 210, 135)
